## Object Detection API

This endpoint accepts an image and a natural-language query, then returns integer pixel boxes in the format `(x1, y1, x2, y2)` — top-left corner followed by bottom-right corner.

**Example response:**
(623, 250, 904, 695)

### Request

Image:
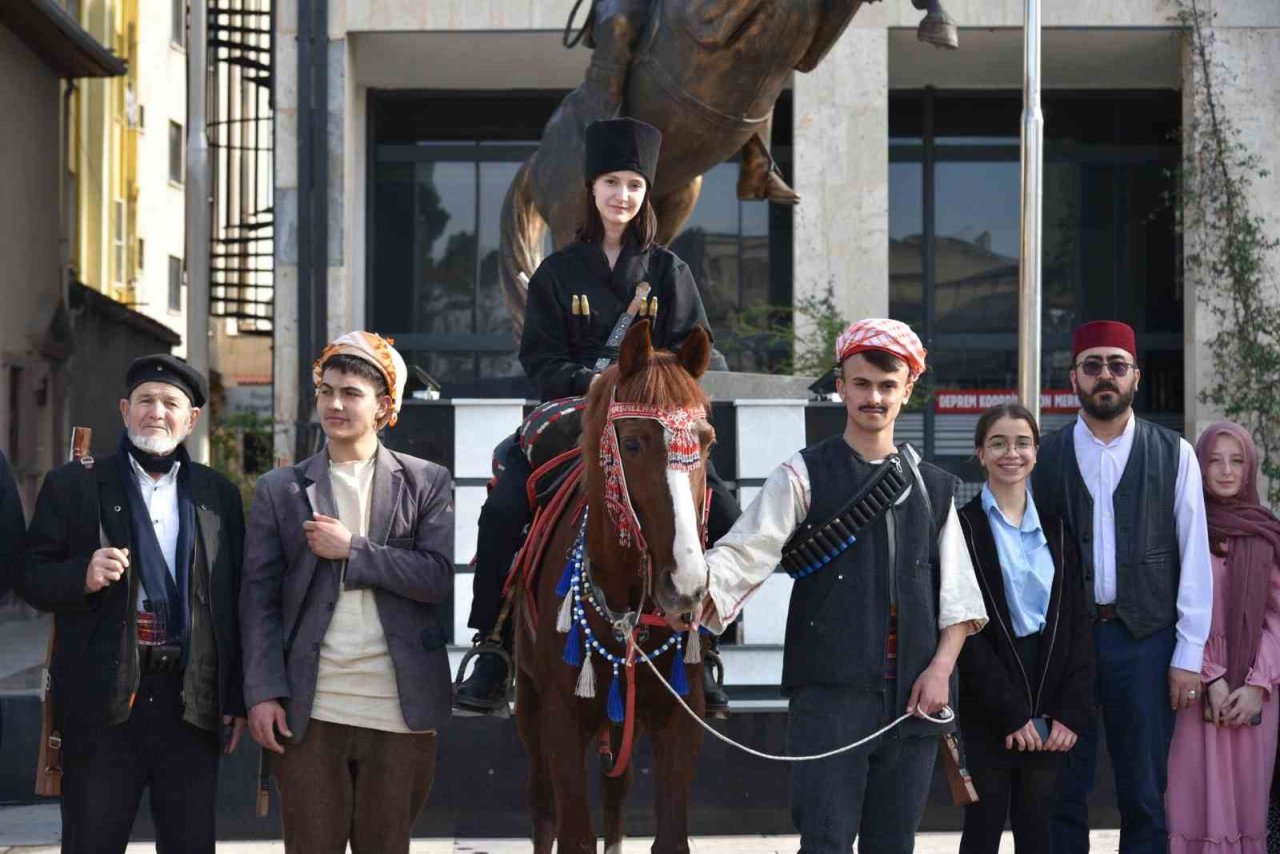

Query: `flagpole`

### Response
(1017, 0, 1043, 421)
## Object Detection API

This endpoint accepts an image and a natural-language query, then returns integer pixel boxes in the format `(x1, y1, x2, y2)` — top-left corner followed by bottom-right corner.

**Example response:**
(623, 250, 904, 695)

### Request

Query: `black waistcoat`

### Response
(1033, 417, 1183, 639)
(783, 436, 958, 735)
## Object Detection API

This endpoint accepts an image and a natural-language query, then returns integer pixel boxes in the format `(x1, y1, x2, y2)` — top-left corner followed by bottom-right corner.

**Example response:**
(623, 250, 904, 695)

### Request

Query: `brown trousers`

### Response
(274, 719, 437, 854)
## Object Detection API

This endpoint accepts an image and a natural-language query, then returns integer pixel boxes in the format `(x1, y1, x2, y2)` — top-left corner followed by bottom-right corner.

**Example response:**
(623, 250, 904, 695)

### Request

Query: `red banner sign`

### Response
(934, 389, 1077, 415)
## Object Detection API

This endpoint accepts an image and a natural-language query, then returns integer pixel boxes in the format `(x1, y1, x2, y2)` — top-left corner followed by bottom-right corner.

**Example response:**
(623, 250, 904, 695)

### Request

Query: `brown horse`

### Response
(515, 319, 715, 854)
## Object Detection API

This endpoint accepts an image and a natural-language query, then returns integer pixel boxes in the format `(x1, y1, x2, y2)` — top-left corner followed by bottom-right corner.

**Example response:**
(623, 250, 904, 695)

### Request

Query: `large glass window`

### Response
(890, 91, 1182, 459)
(368, 92, 792, 396)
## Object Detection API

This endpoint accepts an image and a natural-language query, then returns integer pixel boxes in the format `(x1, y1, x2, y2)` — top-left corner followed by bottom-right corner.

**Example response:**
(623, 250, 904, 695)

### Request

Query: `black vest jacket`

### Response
(1032, 417, 1183, 639)
(782, 437, 958, 736)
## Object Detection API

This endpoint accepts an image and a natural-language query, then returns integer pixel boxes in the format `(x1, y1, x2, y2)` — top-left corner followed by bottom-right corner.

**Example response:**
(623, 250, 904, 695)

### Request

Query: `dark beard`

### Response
(1078, 382, 1134, 420)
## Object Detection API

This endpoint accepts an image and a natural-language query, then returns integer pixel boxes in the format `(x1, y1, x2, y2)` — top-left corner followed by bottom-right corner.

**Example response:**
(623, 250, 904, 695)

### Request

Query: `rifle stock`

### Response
(35, 426, 92, 796)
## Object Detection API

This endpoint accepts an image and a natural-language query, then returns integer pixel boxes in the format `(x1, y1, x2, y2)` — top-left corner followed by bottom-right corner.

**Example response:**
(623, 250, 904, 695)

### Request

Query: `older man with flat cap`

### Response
(1032, 321, 1213, 854)
(21, 354, 247, 854)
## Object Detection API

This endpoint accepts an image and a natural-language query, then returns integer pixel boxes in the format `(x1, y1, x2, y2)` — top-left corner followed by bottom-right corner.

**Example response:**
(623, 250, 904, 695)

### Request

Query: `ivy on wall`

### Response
(1179, 0, 1280, 506)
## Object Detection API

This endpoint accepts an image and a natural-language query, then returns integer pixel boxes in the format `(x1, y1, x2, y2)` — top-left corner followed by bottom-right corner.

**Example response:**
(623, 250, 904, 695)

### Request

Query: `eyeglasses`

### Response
(1074, 358, 1136, 378)
(984, 437, 1036, 454)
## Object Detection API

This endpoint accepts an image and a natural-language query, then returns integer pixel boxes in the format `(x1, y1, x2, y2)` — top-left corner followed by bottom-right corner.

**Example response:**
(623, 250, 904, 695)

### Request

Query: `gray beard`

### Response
(129, 430, 184, 455)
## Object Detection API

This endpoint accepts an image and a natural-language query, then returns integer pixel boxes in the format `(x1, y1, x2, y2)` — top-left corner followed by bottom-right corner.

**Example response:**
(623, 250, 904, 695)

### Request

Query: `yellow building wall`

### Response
(69, 0, 139, 307)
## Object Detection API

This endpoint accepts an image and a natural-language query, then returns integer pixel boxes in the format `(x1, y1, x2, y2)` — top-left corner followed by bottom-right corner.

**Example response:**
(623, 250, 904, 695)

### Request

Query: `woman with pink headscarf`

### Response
(1166, 422, 1280, 853)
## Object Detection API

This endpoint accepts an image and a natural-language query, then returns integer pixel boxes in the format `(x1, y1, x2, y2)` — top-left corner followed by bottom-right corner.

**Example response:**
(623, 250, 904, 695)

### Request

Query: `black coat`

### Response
(956, 494, 1095, 746)
(518, 239, 712, 401)
(0, 451, 23, 600)
(20, 453, 246, 733)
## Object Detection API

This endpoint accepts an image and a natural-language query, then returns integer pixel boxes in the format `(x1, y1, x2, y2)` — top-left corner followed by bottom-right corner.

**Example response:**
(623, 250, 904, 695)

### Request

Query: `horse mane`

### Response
(580, 349, 710, 486)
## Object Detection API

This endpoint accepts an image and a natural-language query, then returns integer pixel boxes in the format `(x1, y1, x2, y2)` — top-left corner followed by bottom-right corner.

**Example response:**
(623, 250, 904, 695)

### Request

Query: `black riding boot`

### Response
(702, 634, 730, 717)
(454, 634, 513, 716)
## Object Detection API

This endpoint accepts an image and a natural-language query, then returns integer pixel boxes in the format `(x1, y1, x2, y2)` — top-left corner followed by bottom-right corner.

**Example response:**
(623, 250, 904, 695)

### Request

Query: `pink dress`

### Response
(1167, 553, 1280, 853)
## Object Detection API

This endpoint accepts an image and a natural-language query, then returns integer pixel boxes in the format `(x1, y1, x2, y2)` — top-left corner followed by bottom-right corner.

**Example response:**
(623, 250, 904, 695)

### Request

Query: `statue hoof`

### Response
(917, 9, 959, 50)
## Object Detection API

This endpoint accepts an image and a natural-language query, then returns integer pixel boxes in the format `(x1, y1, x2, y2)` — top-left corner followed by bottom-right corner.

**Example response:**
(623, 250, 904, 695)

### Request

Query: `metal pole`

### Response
(187, 0, 212, 462)
(1017, 0, 1043, 421)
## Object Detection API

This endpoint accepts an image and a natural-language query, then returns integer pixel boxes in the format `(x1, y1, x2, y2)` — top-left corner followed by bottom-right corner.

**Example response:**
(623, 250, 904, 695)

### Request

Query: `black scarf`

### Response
(119, 433, 196, 644)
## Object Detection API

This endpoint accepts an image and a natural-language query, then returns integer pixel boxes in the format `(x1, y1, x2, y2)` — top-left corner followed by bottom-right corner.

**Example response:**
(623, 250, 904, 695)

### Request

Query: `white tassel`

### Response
(575, 652, 597, 698)
(556, 593, 574, 633)
(684, 629, 702, 664)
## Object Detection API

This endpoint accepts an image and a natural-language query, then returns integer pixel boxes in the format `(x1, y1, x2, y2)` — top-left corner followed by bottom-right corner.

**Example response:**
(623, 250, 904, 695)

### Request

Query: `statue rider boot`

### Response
(736, 121, 800, 205)
(914, 0, 959, 50)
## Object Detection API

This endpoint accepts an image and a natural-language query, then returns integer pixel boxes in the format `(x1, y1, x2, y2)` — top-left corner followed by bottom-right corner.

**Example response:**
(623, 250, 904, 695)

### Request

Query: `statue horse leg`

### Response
(652, 177, 703, 246)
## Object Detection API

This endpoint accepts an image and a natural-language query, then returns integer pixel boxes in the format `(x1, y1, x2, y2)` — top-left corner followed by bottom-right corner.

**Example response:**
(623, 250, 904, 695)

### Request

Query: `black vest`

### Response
(1033, 417, 1183, 639)
(783, 437, 958, 735)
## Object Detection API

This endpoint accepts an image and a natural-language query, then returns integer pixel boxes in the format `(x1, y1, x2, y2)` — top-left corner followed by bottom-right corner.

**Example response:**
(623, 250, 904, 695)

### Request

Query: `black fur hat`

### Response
(584, 118, 662, 187)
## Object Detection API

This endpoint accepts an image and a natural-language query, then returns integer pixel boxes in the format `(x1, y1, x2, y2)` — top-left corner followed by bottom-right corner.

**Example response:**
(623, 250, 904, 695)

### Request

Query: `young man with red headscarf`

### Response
(1032, 320, 1213, 854)
(240, 332, 455, 853)
(688, 318, 988, 852)
(1164, 422, 1280, 853)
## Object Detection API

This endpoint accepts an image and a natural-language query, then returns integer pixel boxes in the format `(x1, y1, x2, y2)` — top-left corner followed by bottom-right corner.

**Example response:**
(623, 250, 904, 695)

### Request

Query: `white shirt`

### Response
(704, 450, 988, 637)
(128, 455, 181, 611)
(312, 457, 419, 733)
(1071, 414, 1213, 672)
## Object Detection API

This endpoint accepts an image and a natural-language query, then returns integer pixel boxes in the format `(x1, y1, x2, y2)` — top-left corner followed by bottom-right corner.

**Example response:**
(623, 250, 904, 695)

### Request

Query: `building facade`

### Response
(270, 1, 1280, 690)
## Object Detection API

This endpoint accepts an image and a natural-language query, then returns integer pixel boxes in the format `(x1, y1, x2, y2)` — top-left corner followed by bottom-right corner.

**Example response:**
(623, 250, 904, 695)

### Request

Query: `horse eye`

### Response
(622, 436, 642, 454)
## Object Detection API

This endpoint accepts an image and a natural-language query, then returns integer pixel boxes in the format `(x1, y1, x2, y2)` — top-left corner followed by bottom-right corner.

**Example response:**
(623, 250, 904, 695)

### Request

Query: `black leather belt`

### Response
(139, 643, 184, 675)
(1095, 603, 1119, 622)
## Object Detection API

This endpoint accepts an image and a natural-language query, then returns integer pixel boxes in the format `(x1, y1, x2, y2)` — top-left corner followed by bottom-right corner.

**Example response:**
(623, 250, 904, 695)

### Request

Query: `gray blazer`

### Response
(240, 443, 454, 739)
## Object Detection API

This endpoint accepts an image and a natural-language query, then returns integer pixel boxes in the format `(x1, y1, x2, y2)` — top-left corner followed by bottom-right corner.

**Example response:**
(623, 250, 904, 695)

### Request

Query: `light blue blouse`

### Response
(981, 484, 1055, 638)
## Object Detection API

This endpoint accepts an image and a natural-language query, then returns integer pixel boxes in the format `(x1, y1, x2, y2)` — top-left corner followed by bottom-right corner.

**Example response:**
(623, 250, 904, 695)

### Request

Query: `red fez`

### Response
(1072, 321, 1136, 360)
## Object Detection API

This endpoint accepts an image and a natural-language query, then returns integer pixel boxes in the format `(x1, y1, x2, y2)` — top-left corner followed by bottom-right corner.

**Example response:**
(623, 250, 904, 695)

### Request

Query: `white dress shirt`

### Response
(312, 457, 418, 733)
(128, 455, 181, 611)
(704, 450, 988, 637)
(1071, 414, 1213, 672)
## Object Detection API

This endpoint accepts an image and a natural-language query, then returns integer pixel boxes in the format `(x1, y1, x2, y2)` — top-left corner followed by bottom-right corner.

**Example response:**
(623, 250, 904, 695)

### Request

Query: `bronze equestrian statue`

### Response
(498, 0, 957, 340)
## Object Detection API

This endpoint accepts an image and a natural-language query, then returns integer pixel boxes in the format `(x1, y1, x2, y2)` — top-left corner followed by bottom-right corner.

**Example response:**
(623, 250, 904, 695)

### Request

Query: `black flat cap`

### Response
(126, 354, 208, 408)
(585, 118, 662, 187)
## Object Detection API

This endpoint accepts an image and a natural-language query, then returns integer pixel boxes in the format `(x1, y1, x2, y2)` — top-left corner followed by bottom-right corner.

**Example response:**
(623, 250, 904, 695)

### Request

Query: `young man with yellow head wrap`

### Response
(240, 331, 455, 852)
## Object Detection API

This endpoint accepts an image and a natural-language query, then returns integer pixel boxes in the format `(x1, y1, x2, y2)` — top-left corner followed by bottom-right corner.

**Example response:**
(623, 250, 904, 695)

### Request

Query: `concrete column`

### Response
(1182, 25, 1280, 500)
(273, 0, 299, 463)
(792, 26, 889, 349)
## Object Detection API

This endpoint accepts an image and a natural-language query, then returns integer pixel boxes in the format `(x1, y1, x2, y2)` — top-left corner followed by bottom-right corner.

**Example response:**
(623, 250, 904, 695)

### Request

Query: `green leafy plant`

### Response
(1178, 0, 1280, 506)
(210, 411, 272, 510)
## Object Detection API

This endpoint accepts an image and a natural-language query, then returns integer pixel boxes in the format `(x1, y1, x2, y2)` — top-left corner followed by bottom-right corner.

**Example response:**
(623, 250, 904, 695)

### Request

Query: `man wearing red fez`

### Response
(676, 318, 988, 851)
(1033, 320, 1212, 854)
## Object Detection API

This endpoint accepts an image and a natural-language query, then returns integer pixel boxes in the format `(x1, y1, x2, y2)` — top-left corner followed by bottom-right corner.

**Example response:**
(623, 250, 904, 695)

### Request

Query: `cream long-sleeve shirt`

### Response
(311, 457, 419, 733)
(705, 450, 988, 637)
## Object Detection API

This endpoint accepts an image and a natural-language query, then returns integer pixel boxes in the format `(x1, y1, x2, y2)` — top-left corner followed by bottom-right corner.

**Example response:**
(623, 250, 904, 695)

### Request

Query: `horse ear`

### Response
(677, 326, 711, 380)
(618, 319, 655, 380)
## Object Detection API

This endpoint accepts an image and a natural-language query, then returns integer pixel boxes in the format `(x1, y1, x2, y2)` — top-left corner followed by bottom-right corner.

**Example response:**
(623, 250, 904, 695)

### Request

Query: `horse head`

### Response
(581, 320, 714, 616)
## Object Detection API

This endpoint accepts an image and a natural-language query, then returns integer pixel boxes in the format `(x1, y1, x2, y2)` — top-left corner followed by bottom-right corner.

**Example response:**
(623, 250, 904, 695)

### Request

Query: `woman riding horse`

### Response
(456, 118, 741, 714)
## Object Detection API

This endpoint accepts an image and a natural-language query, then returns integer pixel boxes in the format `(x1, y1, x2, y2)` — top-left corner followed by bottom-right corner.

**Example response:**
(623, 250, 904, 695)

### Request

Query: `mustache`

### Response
(859, 405, 887, 414)
(1091, 381, 1120, 395)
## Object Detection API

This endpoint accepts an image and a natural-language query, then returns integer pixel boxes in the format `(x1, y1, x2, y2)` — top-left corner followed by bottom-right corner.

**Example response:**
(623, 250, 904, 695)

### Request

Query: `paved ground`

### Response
(0, 803, 1121, 852)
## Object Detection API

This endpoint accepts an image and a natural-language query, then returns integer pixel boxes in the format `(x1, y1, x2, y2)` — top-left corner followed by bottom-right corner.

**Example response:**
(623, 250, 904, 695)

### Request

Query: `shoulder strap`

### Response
(901, 444, 942, 564)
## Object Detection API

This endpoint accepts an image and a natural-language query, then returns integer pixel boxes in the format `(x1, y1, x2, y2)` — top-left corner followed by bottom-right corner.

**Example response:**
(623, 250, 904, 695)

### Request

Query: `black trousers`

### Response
(60, 672, 220, 854)
(468, 434, 740, 634)
(959, 743, 1063, 854)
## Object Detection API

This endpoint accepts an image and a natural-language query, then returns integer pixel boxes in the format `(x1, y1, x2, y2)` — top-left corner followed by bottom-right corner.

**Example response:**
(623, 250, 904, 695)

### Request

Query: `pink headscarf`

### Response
(1195, 422, 1280, 689)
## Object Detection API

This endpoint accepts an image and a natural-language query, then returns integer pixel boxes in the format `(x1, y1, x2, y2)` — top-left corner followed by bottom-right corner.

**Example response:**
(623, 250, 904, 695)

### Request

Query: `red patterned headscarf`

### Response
(835, 318, 927, 380)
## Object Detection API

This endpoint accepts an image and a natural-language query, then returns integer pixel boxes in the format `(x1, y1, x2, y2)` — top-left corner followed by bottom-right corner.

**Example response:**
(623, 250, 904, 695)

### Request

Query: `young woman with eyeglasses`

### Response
(956, 403, 1096, 854)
